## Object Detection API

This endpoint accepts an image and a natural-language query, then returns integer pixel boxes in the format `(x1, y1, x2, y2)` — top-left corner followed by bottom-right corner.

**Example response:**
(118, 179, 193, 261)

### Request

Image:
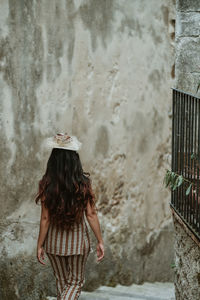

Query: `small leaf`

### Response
(177, 175, 183, 187)
(186, 183, 192, 196)
(171, 263, 176, 269)
(170, 172, 177, 188)
(164, 170, 171, 188)
(171, 174, 179, 191)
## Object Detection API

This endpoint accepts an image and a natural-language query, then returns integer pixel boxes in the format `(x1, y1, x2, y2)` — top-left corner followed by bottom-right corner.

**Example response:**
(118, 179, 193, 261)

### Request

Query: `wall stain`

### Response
(161, 5, 169, 26)
(148, 25, 162, 45)
(152, 107, 164, 136)
(66, 0, 76, 65)
(79, 0, 115, 51)
(171, 63, 175, 78)
(118, 17, 142, 38)
(148, 69, 162, 90)
(95, 125, 109, 157)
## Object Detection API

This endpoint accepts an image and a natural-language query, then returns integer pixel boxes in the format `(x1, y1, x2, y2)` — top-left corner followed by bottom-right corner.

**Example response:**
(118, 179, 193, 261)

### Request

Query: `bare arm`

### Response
(86, 201, 104, 261)
(86, 201, 103, 242)
(37, 201, 50, 265)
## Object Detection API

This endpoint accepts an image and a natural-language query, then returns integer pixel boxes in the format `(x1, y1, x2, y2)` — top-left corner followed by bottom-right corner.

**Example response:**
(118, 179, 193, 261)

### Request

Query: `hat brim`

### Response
(44, 135, 82, 152)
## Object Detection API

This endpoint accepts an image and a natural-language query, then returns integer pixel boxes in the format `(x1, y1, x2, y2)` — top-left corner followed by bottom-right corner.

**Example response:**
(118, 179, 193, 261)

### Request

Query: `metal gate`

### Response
(171, 89, 200, 240)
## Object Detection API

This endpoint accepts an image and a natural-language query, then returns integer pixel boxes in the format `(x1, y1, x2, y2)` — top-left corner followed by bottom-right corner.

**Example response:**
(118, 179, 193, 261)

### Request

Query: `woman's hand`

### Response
(96, 242, 104, 262)
(37, 246, 46, 265)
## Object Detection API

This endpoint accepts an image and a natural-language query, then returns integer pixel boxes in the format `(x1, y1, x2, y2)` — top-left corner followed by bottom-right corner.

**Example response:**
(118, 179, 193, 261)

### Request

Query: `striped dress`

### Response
(43, 211, 91, 256)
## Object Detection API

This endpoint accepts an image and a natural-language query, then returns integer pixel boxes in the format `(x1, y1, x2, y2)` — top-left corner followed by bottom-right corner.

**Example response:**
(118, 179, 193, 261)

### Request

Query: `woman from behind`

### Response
(35, 133, 104, 300)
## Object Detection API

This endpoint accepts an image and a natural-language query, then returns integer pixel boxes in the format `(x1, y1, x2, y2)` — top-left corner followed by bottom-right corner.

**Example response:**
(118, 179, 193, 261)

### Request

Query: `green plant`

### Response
(164, 169, 193, 195)
(164, 153, 199, 196)
(170, 263, 176, 269)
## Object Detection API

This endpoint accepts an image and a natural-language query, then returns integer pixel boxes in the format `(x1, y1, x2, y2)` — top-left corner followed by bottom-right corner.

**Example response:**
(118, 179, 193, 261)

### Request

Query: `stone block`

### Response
(175, 70, 200, 96)
(177, 0, 200, 12)
(176, 12, 200, 37)
(176, 37, 200, 73)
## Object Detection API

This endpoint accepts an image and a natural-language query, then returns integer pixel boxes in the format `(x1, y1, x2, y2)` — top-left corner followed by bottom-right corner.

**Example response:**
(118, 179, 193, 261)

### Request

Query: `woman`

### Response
(35, 133, 104, 300)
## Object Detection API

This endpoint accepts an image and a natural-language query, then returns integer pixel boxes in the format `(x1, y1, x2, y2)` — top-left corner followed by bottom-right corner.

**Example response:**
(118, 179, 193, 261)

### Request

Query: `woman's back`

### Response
(44, 211, 91, 256)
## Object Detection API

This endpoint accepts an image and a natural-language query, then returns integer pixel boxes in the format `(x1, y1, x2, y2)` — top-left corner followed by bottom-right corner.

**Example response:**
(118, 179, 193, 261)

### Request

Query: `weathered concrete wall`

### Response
(0, 0, 175, 299)
(174, 0, 200, 299)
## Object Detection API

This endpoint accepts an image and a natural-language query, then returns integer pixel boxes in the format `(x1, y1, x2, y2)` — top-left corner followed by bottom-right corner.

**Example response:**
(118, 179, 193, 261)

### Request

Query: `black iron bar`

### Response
(194, 98, 198, 230)
(197, 99, 200, 233)
(183, 93, 187, 218)
(187, 94, 192, 224)
(185, 94, 189, 220)
(180, 92, 184, 215)
(175, 92, 180, 207)
(175, 90, 179, 208)
(173, 90, 177, 206)
(172, 90, 175, 205)
(190, 96, 194, 226)
(182, 93, 186, 217)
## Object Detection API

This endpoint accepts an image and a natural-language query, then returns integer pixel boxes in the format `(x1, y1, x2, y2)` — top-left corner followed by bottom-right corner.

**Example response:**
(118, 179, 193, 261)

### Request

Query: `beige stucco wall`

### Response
(0, 1, 175, 299)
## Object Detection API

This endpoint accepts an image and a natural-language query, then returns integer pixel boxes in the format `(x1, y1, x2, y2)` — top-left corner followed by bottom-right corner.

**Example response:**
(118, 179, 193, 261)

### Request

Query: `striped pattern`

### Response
(47, 252, 89, 300)
(44, 212, 91, 256)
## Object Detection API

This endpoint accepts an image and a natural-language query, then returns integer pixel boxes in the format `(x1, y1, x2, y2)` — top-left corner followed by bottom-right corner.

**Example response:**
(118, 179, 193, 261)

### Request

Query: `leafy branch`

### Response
(164, 170, 193, 196)
(164, 153, 200, 196)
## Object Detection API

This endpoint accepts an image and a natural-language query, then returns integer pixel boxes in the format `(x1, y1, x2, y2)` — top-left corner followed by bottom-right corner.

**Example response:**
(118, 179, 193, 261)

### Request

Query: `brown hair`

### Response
(35, 148, 97, 230)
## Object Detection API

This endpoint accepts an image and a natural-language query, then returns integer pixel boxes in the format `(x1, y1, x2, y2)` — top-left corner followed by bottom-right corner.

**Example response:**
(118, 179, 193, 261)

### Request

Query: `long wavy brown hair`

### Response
(35, 148, 96, 230)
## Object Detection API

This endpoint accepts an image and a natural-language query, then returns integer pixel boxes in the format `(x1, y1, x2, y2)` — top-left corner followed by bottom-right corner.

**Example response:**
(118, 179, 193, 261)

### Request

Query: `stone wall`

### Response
(0, 1, 175, 299)
(174, 0, 200, 299)
(173, 217, 200, 300)
(176, 0, 200, 94)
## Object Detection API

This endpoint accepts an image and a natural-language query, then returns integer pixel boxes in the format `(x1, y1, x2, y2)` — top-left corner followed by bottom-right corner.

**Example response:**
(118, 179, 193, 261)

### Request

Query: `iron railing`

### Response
(171, 89, 200, 240)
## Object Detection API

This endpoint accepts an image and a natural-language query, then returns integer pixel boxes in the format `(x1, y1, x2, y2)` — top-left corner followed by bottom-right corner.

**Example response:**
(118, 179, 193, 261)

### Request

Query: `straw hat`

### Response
(45, 133, 82, 151)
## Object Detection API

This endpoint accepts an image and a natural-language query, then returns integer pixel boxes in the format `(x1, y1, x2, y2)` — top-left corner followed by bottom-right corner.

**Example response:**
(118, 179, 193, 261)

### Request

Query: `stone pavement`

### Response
(47, 282, 175, 300)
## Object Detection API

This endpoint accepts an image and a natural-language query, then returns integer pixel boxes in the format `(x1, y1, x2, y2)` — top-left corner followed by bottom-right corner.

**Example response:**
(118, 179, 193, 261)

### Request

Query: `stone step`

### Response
(47, 282, 175, 300)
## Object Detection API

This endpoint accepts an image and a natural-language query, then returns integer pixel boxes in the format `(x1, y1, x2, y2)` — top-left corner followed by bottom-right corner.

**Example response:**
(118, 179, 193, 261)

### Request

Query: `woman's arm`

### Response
(86, 201, 104, 262)
(37, 201, 50, 265)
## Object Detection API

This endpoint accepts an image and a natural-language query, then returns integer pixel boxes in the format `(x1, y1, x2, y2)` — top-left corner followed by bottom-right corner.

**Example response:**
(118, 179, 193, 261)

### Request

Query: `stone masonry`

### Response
(174, 0, 200, 299)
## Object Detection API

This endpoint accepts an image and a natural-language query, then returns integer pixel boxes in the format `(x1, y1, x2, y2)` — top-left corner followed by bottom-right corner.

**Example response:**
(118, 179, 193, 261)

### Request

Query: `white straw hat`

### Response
(44, 133, 82, 151)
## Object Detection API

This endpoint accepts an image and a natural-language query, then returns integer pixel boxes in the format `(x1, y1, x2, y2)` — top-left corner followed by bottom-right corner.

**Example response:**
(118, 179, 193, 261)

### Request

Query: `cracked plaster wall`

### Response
(0, 0, 175, 299)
